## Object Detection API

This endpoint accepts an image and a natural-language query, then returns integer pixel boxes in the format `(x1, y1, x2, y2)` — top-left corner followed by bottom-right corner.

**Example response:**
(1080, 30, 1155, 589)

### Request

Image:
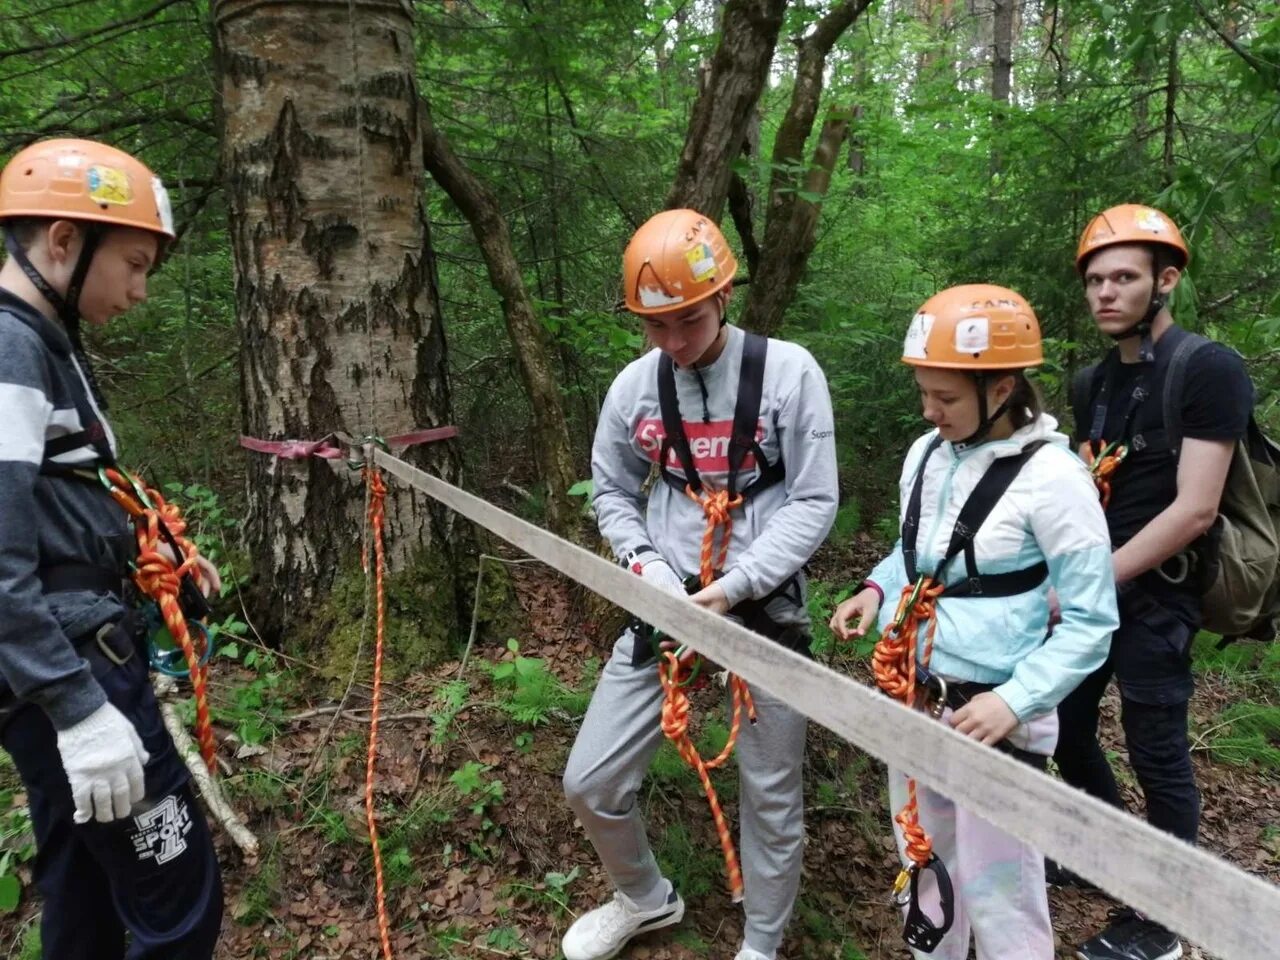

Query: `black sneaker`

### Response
(1076, 909, 1182, 960)
(1045, 858, 1098, 890)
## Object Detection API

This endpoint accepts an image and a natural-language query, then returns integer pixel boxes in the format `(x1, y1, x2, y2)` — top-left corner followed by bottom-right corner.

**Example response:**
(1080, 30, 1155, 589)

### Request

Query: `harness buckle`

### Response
(94, 621, 134, 667)
(900, 855, 956, 953)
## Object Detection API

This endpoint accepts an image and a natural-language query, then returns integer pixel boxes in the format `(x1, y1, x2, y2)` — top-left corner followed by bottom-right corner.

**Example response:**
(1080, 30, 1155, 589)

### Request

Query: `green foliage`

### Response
(489, 639, 590, 726)
(0, 759, 35, 914)
(1200, 702, 1280, 770)
(216, 648, 288, 748)
(653, 822, 721, 902)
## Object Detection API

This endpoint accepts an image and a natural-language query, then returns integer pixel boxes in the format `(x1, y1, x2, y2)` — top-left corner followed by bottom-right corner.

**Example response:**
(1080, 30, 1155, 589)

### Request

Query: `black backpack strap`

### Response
(733, 331, 784, 498)
(1070, 363, 1099, 445)
(933, 440, 1051, 597)
(1160, 328, 1212, 459)
(657, 352, 700, 493)
(901, 433, 946, 583)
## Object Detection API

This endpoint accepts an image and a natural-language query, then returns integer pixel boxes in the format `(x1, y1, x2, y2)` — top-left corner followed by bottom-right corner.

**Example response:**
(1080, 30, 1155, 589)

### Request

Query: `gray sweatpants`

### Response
(563, 628, 808, 956)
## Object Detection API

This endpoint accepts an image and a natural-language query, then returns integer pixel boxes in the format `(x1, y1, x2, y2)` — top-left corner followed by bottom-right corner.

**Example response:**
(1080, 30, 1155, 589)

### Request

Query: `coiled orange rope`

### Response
(872, 578, 945, 879)
(101, 468, 216, 774)
(1083, 440, 1128, 510)
(362, 466, 394, 960)
(658, 485, 756, 902)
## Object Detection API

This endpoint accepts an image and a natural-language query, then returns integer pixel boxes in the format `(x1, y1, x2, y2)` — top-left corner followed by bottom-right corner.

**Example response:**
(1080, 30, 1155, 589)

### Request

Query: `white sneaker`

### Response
(561, 882, 685, 960)
(734, 948, 773, 960)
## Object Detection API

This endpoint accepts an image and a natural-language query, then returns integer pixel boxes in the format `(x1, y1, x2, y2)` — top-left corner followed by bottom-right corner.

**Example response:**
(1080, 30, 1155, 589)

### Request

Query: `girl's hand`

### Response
(950, 692, 1018, 745)
(828, 588, 881, 642)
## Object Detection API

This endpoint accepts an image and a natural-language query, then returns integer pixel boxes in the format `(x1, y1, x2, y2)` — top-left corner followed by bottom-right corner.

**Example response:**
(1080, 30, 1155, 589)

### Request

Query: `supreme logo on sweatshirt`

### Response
(634, 418, 764, 474)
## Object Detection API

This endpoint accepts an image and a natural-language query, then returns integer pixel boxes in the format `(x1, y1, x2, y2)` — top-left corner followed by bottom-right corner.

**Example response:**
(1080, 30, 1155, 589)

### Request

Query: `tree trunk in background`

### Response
(664, 0, 788, 220)
(991, 0, 1014, 103)
(214, 0, 469, 648)
(739, 0, 871, 336)
(1162, 31, 1179, 187)
(420, 102, 581, 540)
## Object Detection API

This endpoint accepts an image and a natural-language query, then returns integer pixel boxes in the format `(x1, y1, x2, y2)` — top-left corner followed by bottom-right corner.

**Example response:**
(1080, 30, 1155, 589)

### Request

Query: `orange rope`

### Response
(872, 578, 945, 873)
(1083, 441, 1127, 510)
(101, 468, 216, 774)
(362, 466, 394, 960)
(656, 485, 756, 902)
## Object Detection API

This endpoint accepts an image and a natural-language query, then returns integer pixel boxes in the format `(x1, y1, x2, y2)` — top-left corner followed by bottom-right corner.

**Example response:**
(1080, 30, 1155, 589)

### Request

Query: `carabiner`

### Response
(899, 855, 955, 954)
(892, 576, 929, 631)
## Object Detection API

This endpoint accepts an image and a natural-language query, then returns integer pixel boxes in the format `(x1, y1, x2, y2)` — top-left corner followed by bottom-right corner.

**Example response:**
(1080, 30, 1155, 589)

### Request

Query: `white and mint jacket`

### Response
(866, 414, 1118, 721)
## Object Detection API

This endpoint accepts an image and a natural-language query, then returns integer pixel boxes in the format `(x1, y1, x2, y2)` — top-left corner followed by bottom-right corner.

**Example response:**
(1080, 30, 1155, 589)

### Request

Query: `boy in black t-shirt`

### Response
(1059, 205, 1253, 960)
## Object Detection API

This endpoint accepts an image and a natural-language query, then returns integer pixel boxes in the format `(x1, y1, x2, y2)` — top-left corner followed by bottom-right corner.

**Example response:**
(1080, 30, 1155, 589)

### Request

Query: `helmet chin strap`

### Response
(952, 373, 1013, 451)
(1107, 267, 1165, 364)
(3, 226, 109, 407)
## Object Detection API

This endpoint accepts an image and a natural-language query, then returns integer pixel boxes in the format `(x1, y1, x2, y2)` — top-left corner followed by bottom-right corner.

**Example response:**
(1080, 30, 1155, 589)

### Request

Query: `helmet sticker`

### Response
(684, 242, 717, 283)
(637, 285, 684, 309)
(1134, 208, 1169, 234)
(903, 312, 934, 360)
(86, 165, 132, 205)
(954, 317, 990, 353)
(152, 177, 175, 235)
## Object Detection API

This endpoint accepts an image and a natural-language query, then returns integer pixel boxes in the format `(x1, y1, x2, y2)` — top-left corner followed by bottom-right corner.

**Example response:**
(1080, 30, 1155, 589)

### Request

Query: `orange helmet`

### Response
(623, 208, 737, 315)
(1075, 204, 1188, 273)
(0, 138, 175, 241)
(902, 284, 1043, 370)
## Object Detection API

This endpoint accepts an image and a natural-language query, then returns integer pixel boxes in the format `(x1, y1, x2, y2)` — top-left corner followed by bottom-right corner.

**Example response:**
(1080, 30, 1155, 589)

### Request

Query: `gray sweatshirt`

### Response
(591, 325, 838, 622)
(0, 292, 131, 729)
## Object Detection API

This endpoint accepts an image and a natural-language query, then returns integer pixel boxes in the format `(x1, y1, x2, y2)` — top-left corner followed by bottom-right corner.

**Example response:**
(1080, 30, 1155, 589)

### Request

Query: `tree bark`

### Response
(991, 0, 1013, 104)
(213, 0, 469, 648)
(740, 111, 851, 337)
(420, 101, 580, 540)
(664, 0, 788, 220)
(1162, 30, 1179, 187)
(739, 0, 871, 336)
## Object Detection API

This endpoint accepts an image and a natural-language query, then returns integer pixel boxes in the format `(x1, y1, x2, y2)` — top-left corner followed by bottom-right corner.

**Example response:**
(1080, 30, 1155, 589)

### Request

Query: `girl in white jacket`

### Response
(830, 284, 1118, 960)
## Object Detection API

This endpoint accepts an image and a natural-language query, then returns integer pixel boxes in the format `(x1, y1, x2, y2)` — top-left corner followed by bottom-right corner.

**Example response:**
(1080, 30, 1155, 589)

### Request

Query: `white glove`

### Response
(639, 557, 689, 598)
(56, 702, 150, 824)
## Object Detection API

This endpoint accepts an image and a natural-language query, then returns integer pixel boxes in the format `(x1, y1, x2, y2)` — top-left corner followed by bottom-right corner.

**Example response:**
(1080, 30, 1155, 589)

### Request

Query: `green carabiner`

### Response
(893, 575, 928, 630)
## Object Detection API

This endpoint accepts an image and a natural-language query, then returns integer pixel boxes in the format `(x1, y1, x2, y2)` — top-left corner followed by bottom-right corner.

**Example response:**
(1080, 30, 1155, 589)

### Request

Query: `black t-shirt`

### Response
(1075, 339, 1253, 547)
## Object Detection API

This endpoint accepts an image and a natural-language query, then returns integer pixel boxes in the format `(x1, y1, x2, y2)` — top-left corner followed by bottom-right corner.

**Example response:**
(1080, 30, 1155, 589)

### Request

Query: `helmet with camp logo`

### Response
(623, 208, 737, 315)
(1075, 204, 1188, 273)
(901, 284, 1043, 370)
(0, 138, 175, 242)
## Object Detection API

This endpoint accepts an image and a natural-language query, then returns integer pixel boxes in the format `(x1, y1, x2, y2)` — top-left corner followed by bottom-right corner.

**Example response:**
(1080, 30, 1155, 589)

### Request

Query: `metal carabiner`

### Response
(892, 575, 929, 631)
(897, 854, 955, 954)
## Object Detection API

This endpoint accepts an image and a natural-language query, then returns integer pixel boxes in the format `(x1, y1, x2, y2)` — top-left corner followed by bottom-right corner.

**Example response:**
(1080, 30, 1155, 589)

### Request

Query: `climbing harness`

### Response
(98, 467, 218, 774)
(656, 329, 784, 501)
(877, 434, 1051, 951)
(651, 333, 785, 902)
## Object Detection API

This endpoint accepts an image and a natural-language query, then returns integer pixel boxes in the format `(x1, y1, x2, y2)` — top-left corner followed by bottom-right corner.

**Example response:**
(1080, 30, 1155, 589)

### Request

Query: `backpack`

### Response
(1073, 328, 1280, 642)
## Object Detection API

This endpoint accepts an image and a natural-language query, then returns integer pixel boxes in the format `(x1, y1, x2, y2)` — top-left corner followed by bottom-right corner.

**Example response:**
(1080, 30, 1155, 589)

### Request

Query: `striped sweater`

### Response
(0, 289, 132, 728)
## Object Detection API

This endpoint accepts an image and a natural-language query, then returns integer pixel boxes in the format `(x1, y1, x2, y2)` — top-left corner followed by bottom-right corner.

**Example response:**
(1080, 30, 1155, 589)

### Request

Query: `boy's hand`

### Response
(689, 583, 730, 616)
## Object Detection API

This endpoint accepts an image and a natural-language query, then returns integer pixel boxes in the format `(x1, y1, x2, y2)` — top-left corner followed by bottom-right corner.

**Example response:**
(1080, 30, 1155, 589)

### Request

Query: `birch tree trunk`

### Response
(214, 0, 469, 654)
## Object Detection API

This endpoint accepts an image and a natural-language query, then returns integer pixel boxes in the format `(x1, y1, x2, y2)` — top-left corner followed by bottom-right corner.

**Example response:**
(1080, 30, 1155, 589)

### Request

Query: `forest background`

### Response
(0, 0, 1276, 958)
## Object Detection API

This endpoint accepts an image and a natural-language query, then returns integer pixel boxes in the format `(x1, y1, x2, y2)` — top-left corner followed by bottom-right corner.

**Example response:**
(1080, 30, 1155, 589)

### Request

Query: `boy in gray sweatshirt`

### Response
(562, 209, 838, 960)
